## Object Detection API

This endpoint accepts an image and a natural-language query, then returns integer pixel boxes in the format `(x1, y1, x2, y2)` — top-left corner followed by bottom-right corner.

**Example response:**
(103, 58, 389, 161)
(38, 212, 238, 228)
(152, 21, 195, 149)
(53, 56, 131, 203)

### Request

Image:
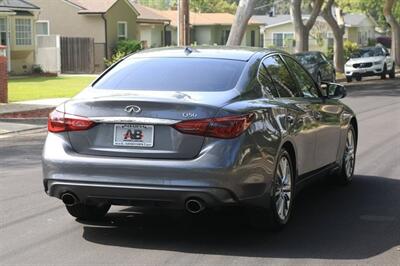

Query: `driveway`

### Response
(1, 76, 399, 265)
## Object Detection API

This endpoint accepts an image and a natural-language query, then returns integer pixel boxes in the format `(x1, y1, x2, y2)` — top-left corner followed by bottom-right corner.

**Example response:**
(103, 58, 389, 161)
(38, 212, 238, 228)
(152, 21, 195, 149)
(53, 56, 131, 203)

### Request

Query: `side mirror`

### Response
(386, 52, 390, 57)
(320, 82, 346, 99)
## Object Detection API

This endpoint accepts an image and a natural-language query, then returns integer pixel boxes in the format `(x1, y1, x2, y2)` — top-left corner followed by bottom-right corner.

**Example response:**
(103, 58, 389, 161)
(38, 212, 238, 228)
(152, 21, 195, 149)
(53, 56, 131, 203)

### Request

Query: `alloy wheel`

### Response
(274, 156, 292, 221)
(344, 130, 355, 178)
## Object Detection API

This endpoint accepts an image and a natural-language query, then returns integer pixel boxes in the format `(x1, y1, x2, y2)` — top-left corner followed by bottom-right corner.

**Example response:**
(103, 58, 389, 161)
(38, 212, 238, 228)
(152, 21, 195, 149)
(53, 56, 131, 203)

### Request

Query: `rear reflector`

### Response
(173, 113, 254, 139)
(48, 110, 96, 133)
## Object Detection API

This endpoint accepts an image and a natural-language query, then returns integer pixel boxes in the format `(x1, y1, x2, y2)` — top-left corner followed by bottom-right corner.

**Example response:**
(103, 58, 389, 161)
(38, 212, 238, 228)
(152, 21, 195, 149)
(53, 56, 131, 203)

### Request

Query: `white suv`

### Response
(344, 46, 395, 82)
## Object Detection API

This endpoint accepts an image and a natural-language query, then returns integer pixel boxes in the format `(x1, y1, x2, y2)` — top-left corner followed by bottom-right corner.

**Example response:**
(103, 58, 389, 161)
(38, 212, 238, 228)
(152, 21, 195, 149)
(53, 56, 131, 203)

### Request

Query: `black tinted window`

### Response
(263, 56, 301, 97)
(94, 58, 245, 91)
(258, 64, 279, 97)
(284, 56, 319, 98)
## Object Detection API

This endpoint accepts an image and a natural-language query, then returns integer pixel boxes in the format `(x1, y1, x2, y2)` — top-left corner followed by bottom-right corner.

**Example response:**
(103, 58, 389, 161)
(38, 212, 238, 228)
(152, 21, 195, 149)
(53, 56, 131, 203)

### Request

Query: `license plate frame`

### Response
(113, 124, 154, 147)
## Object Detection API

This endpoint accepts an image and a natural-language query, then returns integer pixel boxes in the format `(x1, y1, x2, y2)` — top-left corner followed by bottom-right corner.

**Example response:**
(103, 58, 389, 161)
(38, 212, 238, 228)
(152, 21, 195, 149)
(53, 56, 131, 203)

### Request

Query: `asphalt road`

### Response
(1, 76, 400, 265)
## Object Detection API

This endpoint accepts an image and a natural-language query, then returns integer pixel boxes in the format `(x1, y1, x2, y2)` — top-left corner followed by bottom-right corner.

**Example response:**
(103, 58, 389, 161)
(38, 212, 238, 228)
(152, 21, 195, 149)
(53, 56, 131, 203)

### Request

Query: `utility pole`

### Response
(178, 0, 190, 46)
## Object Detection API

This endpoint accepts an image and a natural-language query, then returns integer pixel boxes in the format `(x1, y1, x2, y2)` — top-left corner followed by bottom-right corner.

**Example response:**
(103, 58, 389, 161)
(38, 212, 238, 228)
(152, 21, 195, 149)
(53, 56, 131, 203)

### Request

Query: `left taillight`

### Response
(172, 113, 255, 139)
(48, 110, 96, 133)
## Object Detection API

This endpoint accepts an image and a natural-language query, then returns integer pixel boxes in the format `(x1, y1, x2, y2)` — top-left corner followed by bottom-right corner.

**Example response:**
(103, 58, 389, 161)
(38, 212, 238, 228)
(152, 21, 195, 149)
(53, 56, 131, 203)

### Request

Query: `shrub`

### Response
(344, 40, 359, 60)
(105, 39, 142, 67)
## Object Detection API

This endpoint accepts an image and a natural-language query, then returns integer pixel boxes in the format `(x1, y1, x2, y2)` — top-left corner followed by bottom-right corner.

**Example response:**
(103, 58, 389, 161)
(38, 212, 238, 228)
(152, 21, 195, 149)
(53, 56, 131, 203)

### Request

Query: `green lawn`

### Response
(8, 76, 96, 102)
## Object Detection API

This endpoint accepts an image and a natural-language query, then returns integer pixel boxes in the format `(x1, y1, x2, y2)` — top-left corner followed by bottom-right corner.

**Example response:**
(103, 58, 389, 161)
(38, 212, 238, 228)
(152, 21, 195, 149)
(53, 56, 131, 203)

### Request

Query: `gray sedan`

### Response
(42, 47, 357, 230)
(295, 51, 336, 84)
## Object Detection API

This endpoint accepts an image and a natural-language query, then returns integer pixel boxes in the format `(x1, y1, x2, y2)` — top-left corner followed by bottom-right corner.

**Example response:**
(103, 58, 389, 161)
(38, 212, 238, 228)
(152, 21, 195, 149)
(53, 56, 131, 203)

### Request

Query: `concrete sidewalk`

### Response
(0, 98, 67, 115)
(0, 98, 67, 135)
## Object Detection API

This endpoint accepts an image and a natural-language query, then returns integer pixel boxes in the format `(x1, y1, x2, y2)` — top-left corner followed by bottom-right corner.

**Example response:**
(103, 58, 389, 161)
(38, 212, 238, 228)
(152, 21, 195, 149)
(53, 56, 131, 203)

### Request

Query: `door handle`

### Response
(287, 115, 295, 125)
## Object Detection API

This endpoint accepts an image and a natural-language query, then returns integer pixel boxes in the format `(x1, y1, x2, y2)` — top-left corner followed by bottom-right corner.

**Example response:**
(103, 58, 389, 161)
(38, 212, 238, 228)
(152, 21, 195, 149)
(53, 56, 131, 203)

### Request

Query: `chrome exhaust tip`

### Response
(185, 198, 205, 214)
(61, 192, 78, 206)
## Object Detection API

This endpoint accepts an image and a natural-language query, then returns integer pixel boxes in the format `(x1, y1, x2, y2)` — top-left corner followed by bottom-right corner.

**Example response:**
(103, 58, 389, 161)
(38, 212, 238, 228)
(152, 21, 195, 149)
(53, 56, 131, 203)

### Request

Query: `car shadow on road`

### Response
(81, 175, 399, 260)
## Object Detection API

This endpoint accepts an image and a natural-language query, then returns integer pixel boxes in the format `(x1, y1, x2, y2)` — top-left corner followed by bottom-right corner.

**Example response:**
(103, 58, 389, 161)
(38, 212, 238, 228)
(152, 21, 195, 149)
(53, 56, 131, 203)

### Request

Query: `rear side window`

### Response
(263, 55, 302, 97)
(93, 58, 246, 91)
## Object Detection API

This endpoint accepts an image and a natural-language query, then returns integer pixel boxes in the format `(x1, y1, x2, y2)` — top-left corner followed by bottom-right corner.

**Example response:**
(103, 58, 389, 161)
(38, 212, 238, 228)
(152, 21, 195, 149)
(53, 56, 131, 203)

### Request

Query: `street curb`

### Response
(0, 126, 46, 136)
(0, 117, 47, 124)
(0, 107, 54, 119)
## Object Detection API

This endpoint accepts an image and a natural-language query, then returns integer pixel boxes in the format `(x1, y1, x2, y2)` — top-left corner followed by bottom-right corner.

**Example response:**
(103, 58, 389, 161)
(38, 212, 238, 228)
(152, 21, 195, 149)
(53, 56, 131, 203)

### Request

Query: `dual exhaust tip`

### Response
(61, 192, 78, 206)
(61, 193, 205, 214)
(185, 198, 205, 214)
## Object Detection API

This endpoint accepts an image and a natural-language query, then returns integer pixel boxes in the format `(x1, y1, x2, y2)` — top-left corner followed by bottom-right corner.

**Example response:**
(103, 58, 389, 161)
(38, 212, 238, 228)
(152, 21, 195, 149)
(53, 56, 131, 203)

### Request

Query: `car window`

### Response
(295, 53, 319, 65)
(320, 53, 328, 61)
(258, 63, 279, 98)
(262, 55, 302, 98)
(283, 56, 320, 98)
(93, 58, 245, 92)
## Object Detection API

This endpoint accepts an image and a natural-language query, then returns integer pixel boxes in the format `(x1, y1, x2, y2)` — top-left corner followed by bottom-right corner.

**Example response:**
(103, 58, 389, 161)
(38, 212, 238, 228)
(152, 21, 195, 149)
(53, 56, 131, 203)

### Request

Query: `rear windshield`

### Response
(93, 58, 246, 91)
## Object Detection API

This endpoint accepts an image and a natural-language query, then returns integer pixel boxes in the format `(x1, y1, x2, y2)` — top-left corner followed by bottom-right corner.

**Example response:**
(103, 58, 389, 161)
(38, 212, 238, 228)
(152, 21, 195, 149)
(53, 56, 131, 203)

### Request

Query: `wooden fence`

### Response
(60, 37, 94, 74)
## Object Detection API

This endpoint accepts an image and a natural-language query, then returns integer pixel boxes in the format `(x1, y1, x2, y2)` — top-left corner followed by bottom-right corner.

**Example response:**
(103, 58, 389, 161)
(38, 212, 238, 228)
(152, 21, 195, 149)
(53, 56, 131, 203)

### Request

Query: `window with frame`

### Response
(117, 21, 127, 40)
(273, 33, 294, 47)
(262, 55, 301, 98)
(283, 56, 319, 98)
(36, 21, 49, 36)
(15, 18, 32, 45)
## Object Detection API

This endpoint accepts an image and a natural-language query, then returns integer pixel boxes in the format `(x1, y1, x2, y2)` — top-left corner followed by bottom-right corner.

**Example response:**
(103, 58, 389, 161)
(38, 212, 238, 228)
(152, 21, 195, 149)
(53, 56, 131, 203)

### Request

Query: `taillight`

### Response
(173, 113, 254, 139)
(48, 110, 96, 133)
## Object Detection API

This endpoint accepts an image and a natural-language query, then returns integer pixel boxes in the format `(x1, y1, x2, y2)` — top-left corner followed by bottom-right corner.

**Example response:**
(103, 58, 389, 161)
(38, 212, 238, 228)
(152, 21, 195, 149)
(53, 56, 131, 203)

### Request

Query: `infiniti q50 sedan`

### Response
(42, 47, 357, 230)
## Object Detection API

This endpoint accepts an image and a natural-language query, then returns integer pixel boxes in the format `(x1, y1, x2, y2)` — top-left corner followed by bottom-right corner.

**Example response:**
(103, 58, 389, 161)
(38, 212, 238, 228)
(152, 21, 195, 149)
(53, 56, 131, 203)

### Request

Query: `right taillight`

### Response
(173, 113, 254, 139)
(48, 110, 96, 133)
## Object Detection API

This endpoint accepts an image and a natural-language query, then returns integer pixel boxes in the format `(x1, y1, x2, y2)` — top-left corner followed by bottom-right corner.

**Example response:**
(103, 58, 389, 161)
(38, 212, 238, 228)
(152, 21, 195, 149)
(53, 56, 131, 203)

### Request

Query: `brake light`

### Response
(173, 114, 254, 139)
(48, 110, 96, 133)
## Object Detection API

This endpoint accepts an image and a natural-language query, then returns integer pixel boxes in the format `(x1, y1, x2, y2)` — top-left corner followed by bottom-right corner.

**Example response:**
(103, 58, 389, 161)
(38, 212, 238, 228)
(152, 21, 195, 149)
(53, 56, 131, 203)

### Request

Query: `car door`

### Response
(283, 55, 342, 169)
(319, 53, 335, 81)
(262, 55, 318, 176)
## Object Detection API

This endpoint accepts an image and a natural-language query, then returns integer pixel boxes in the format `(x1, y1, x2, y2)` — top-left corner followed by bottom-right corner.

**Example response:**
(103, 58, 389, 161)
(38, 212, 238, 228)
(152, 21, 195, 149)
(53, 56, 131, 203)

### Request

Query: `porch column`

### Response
(0, 45, 8, 103)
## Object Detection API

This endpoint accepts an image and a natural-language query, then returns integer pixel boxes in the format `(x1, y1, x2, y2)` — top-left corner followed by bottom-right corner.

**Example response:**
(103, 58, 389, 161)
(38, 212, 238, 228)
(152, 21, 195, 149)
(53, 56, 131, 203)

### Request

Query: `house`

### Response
(132, 3, 170, 48)
(153, 9, 263, 47)
(0, 0, 40, 75)
(253, 13, 377, 53)
(29, 0, 141, 72)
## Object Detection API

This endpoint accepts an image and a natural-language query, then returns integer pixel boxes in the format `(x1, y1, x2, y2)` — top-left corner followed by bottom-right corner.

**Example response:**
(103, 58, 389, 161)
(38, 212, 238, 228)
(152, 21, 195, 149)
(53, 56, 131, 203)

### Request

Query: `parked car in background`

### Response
(344, 46, 395, 82)
(43, 47, 358, 231)
(294, 51, 336, 85)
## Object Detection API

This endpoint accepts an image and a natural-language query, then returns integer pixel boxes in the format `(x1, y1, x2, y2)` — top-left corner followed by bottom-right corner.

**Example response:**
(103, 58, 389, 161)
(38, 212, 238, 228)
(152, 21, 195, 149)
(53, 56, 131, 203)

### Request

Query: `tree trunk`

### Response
(321, 0, 345, 72)
(178, 0, 190, 46)
(227, 0, 256, 46)
(291, 0, 324, 53)
(384, 0, 400, 65)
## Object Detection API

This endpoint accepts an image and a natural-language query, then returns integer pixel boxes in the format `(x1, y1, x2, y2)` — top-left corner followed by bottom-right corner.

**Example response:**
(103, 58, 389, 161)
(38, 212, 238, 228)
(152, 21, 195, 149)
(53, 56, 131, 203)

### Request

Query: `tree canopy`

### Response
(337, 0, 400, 30)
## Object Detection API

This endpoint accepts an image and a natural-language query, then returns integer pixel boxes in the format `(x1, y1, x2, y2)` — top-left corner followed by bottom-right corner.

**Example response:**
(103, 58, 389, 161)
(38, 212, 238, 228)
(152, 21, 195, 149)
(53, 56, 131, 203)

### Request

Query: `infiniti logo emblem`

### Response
(124, 105, 141, 114)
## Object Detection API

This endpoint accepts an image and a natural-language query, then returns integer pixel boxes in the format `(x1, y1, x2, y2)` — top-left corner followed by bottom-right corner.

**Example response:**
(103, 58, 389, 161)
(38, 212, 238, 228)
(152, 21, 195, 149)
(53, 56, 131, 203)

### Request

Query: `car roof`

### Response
(129, 46, 275, 61)
(294, 51, 322, 56)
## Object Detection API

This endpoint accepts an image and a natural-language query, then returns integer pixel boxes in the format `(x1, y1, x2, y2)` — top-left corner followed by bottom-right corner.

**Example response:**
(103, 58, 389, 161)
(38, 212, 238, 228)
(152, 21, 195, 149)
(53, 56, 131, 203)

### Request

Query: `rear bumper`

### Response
(46, 180, 236, 209)
(42, 133, 273, 209)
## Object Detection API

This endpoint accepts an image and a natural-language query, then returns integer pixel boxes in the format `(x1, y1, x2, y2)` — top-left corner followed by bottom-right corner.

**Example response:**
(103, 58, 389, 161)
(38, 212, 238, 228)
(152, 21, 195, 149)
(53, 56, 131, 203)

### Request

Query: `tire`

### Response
(335, 125, 357, 185)
(346, 76, 352, 83)
(66, 202, 111, 220)
(249, 149, 295, 231)
(389, 64, 395, 78)
(355, 76, 362, 81)
(381, 64, 387, 79)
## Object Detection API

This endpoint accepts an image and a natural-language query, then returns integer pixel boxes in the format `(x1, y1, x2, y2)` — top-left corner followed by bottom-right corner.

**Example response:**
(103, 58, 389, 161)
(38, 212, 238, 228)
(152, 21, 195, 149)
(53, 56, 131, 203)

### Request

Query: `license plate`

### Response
(113, 124, 154, 147)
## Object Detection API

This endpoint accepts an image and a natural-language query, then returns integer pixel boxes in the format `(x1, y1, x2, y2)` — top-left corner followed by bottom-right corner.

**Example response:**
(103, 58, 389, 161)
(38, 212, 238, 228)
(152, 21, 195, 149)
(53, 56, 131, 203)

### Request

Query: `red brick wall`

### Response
(0, 55, 7, 103)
